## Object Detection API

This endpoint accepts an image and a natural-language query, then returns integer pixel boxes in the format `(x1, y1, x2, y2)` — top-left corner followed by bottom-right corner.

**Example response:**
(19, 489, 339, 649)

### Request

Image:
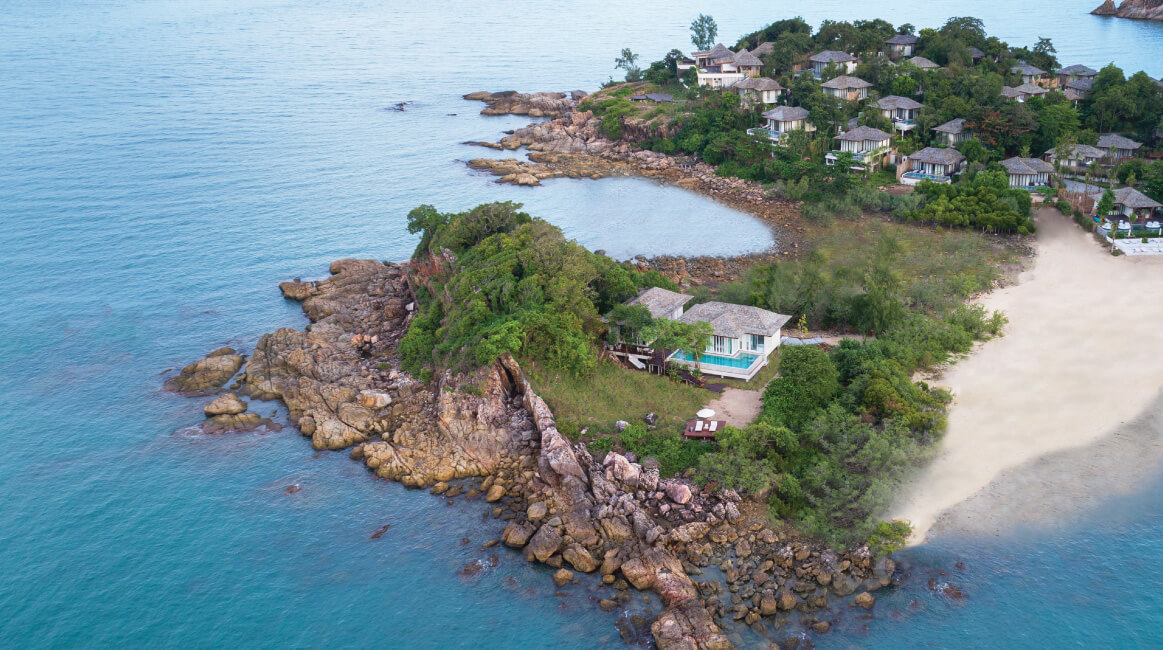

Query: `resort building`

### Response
(1091, 187, 1162, 236)
(1001, 83, 1049, 102)
(826, 126, 894, 172)
(809, 50, 858, 77)
(1044, 143, 1105, 172)
(1056, 64, 1098, 87)
(932, 118, 970, 146)
(876, 95, 924, 132)
(906, 55, 940, 71)
(629, 93, 673, 103)
(1011, 63, 1047, 85)
(749, 105, 814, 143)
(751, 41, 776, 57)
(732, 49, 764, 77)
(821, 75, 872, 101)
(693, 43, 758, 89)
(969, 46, 986, 62)
(1001, 156, 1055, 190)
(900, 147, 966, 185)
(670, 302, 791, 381)
(730, 77, 784, 105)
(608, 288, 790, 381)
(1097, 133, 1143, 163)
(885, 34, 918, 58)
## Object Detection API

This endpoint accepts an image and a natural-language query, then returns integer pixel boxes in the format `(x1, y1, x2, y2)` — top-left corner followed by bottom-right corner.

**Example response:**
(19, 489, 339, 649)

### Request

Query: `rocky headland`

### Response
(174, 256, 899, 649)
(463, 90, 587, 118)
(1092, 0, 1163, 19)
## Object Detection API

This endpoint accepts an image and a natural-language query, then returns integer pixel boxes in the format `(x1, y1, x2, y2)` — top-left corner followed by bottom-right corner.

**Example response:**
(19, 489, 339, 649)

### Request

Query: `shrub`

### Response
(696, 449, 780, 495)
(587, 436, 616, 457)
(619, 423, 706, 476)
(762, 346, 840, 431)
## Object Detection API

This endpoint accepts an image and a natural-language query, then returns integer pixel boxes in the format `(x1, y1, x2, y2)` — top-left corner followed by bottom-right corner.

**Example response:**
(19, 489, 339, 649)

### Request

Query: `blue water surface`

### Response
(3, 0, 1163, 647)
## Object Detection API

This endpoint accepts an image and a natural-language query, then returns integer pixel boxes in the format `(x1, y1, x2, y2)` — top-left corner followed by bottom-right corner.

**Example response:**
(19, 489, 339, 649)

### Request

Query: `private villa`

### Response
(876, 95, 924, 132)
(1098, 133, 1143, 163)
(1012, 62, 1047, 85)
(1091, 187, 1162, 236)
(809, 50, 858, 76)
(826, 125, 894, 172)
(932, 118, 970, 146)
(885, 34, 918, 58)
(821, 75, 872, 101)
(692, 43, 762, 89)
(608, 287, 791, 381)
(900, 147, 966, 185)
(1001, 83, 1049, 102)
(749, 105, 814, 143)
(1044, 143, 1105, 172)
(907, 55, 940, 70)
(1057, 64, 1097, 87)
(730, 77, 785, 105)
(1001, 156, 1055, 189)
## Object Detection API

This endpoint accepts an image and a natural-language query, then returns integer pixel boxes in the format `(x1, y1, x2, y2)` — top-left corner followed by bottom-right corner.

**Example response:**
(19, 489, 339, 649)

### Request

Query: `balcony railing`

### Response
(747, 127, 784, 141)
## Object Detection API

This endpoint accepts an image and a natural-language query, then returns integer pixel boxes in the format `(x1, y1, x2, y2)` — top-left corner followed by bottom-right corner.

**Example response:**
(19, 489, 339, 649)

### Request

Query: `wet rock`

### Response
(854, 592, 875, 610)
(485, 484, 506, 502)
(527, 501, 548, 521)
(563, 544, 599, 573)
(357, 389, 392, 409)
(524, 525, 563, 563)
(204, 393, 246, 416)
(167, 348, 244, 394)
(552, 568, 574, 587)
(502, 522, 535, 548)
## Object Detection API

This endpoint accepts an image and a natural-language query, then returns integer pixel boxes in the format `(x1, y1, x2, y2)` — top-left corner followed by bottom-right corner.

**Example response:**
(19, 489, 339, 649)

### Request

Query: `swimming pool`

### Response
(670, 350, 760, 369)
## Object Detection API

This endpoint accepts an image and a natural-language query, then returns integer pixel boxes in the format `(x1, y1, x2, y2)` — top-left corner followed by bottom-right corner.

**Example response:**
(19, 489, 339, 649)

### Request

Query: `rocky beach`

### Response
(171, 256, 899, 649)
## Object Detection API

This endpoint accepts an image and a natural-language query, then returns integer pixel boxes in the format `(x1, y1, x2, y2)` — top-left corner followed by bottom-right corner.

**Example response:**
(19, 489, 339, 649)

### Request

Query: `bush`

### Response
(696, 449, 780, 495)
(867, 520, 912, 557)
(762, 347, 839, 431)
(587, 436, 616, 457)
(619, 423, 706, 477)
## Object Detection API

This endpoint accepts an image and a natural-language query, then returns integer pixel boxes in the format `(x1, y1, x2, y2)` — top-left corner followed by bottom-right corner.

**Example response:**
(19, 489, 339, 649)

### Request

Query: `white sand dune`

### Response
(891, 208, 1163, 540)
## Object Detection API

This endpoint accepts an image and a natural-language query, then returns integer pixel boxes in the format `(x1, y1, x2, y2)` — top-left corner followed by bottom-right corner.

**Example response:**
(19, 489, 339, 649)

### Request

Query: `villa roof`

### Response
(1064, 89, 1084, 102)
(1098, 133, 1143, 150)
(733, 77, 784, 91)
(1090, 186, 1162, 210)
(629, 93, 674, 102)
(1012, 63, 1046, 76)
(1047, 143, 1106, 159)
(908, 147, 966, 166)
(821, 75, 872, 89)
(761, 105, 809, 121)
(907, 56, 940, 69)
(705, 43, 735, 61)
(932, 117, 967, 134)
(836, 125, 893, 142)
(1002, 83, 1047, 98)
(877, 95, 924, 110)
(1065, 77, 1094, 92)
(625, 287, 693, 319)
(810, 50, 857, 64)
(1001, 157, 1055, 175)
(751, 41, 776, 56)
(969, 46, 986, 59)
(1058, 64, 1098, 77)
(678, 301, 791, 338)
(733, 49, 764, 67)
(886, 34, 919, 45)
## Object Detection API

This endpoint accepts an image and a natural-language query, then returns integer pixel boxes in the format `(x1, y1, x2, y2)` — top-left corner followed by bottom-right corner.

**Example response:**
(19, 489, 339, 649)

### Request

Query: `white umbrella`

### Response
(696, 409, 715, 419)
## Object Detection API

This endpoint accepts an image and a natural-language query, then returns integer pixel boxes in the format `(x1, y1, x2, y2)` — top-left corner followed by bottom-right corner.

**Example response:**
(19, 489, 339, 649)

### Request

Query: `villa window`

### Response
(747, 334, 764, 352)
(710, 335, 731, 354)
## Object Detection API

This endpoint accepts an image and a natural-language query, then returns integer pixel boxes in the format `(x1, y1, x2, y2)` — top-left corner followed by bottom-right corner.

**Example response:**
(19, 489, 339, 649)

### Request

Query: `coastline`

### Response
(891, 207, 1163, 540)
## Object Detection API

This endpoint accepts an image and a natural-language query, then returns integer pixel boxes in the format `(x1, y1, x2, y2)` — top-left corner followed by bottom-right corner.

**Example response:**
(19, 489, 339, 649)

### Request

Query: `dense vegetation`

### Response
(399, 202, 676, 379)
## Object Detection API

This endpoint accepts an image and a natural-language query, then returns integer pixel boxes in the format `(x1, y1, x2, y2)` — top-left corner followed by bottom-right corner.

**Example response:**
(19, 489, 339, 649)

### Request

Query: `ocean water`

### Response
(3, 0, 1163, 647)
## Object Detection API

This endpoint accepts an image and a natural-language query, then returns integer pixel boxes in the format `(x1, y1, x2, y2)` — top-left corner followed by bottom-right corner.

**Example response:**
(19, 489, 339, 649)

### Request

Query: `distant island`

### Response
(1093, 0, 1163, 20)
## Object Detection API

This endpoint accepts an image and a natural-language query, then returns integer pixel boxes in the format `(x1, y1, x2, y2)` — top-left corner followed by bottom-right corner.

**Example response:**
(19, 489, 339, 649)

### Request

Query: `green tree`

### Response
(615, 48, 642, 82)
(690, 14, 718, 51)
(762, 346, 840, 431)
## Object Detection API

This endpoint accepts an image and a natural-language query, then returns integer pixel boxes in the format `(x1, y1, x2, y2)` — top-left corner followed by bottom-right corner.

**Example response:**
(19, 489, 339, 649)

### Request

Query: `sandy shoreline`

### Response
(891, 208, 1163, 540)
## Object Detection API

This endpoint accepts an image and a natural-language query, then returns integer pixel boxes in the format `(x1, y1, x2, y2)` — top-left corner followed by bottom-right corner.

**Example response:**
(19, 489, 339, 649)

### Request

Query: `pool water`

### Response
(671, 350, 760, 369)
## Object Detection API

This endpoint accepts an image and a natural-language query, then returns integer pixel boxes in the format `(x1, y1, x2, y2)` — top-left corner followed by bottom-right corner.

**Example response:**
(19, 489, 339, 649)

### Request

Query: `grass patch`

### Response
(715, 350, 782, 390)
(521, 357, 707, 435)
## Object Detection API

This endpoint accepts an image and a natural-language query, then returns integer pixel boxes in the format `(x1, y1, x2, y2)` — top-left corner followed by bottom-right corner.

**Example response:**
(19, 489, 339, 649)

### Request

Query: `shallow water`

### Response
(4, 0, 1163, 647)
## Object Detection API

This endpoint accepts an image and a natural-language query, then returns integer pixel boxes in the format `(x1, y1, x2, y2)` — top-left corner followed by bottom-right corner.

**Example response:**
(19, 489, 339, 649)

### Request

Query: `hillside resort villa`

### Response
(609, 287, 791, 381)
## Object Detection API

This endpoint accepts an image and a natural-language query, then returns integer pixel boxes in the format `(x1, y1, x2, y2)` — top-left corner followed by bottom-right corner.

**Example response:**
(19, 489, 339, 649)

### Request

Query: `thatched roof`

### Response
(877, 95, 924, 110)
(821, 75, 872, 90)
(1012, 63, 1046, 76)
(886, 34, 919, 45)
(908, 147, 966, 166)
(933, 118, 967, 134)
(733, 49, 763, 67)
(761, 106, 809, 122)
(810, 50, 857, 64)
(907, 56, 940, 69)
(1098, 133, 1143, 150)
(732, 77, 784, 92)
(1001, 157, 1055, 175)
(836, 126, 893, 142)
(1058, 64, 1098, 77)
(1090, 187, 1162, 210)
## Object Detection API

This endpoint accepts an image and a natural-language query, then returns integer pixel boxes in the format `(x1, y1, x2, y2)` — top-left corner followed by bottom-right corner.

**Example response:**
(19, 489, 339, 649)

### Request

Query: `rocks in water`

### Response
(484, 484, 505, 502)
(204, 393, 247, 416)
(526, 501, 548, 521)
(552, 567, 574, 587)
(279, 279, 318, 301)
(166, 348, 244, 394)
(370, 523, 390, 539)
(562, 544, 598, 573)
(501, 522, 535, 548)
(1092, 0, 1119, 14)
(524, 525, 563, 563)
(200, 412, 280, 435)
(854, 592, 876, 610)
(1091, 0, 1163, 19)
(463, 90, 577, 118)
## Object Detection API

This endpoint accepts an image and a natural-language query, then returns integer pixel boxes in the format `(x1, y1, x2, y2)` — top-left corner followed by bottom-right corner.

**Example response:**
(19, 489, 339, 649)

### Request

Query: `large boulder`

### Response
(502, 522, 535, 548)
(204, 393, 246, 416)
(562, 544, 599, 573)
(167, 348, 244, 394)
(664, 482, 692, 505)
(524, 525, 563, 563)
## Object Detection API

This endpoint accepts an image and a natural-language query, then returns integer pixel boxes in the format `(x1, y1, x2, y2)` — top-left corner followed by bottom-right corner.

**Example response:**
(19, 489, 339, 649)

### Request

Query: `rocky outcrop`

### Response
(165, 347, 244, 394)
(462, 90, 584, 118)
(1093, 0, 1163, 19)
(176, 256, 896, 648)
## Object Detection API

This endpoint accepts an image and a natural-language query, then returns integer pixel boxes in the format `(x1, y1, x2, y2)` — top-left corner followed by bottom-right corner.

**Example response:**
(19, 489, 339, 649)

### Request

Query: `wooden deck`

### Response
(683, 418, 725, 439)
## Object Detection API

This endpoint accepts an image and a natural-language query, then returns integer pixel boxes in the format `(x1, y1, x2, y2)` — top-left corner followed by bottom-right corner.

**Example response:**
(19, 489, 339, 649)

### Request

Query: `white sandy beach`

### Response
(892, 207, 1163, 540)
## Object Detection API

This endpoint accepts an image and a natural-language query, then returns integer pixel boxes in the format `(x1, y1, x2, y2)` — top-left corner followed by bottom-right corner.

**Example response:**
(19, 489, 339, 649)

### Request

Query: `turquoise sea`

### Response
(3, 1, 1163, 647)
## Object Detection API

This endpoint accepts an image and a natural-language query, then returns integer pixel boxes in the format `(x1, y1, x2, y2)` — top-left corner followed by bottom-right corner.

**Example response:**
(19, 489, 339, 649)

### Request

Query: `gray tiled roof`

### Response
(1090, 187, 1162, 210)
(1058, 64, 1098, 77)
(810, 50, 857, 63)
(705, 43, 734, 61)
(932, 118, 967, 134)
(1001, 157, 1055, 175)
(877, 95, 924, 110)
(751, 41, 775, 56)
(1065, 77, 1094, 92)
(1046, 143, 1105, 160)
(886, 34, 919, 45)
(969, 47, 985, 59)
(762, 106, 809, 121)
(678, 301, 791, 338)
(908, 147, 966, 166)
(625, 287, 693, 319)
(1012, 63, 1046, 76)
(733, 49, 763, 67)
(1098, 133, 1143, 150)
(836, 125, 893, 142)
(908, 56, 940, 69)
(821, 75, 872, 89)
(733, 77, 784, 91)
